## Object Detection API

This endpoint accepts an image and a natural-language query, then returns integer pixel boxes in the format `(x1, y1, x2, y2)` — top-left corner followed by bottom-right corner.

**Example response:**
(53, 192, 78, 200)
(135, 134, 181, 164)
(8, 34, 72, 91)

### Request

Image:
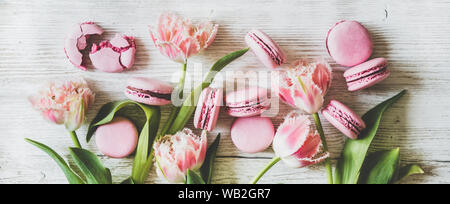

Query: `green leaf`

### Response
(396, 164, 424, 182)
(120, 177, 135, 184)
(335, 90, 407, 184)
(86, 100, 148, 143)
(25, 138, 85, 184)
(186, 170, 206, 184)
(359, 148, 400, 184)
(69, 147, 112, 184)
(200, 134, 221, 184)
(168, 48, 249, 134)
(131, 105, 161, 184)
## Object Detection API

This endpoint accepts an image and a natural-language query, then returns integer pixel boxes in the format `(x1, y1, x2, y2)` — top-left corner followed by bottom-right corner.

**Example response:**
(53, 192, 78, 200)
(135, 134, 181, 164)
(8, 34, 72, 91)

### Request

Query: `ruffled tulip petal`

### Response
(150, 12, 218, 63)
(153, 128, 207, 183)
(29, 78, 94, 130)
(273, 111, 311, 158)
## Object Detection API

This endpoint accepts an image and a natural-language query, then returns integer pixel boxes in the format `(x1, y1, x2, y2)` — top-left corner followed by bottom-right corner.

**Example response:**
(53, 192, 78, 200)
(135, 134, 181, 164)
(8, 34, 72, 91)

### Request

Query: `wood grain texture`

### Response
(1, 0, 450, 184)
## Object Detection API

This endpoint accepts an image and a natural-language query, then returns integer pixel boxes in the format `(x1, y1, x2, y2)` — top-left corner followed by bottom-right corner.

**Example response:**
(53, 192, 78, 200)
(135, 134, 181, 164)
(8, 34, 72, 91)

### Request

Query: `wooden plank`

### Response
(1, 0, 450, 184)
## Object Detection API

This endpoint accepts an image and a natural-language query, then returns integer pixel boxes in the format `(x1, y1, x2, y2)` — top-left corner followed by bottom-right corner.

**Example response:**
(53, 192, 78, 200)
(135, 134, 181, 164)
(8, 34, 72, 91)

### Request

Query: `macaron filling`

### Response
(248, 32, 283, 66)
(323, 103, 364, 135)
(126, 86, 171, 101)
(227, 99, 270, 115)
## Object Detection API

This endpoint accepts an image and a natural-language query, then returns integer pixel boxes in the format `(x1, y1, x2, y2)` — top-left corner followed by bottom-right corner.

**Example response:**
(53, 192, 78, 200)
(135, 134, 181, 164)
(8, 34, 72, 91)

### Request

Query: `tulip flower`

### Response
(154, 128, 207, 183)
(149, 12, 218, 64)
(29, 78, 95, 148)
(250, 111, 329, 184)
(276, 59, 332, 114)
(150, 12, 219, 137)
(273, 59, 334, 183)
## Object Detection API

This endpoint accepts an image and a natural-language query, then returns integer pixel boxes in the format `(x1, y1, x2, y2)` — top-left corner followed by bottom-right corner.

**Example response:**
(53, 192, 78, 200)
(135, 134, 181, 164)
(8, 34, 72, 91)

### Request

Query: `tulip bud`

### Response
(273, 111, 329, 168)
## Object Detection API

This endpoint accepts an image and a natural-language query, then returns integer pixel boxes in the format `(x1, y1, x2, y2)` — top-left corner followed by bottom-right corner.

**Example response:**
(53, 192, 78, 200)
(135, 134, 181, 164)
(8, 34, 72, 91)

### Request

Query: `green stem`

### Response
(313, 113, 333, 184)
(250, 157, 281, 184)
(159, 63, 187, 137)
(69, 131, 82, 149)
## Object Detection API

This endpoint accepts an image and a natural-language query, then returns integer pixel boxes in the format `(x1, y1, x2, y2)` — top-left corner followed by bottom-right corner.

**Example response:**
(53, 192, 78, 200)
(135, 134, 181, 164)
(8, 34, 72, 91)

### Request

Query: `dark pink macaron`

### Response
(322, 100, 366, 139)
(326, 20, 373, 67)
(245, 29, 286, 69)
(344, 58, 390, 91)
(225, 87, 271, 117)
(193, 87, 223, 131)
(125, 77, 173, 106)
(231, 116, 275, 153)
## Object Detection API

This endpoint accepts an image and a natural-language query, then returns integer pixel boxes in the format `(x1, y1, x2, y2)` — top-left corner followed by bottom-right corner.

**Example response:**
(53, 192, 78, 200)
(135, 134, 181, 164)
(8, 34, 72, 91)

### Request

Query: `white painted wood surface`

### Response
(1, 0, 450, 184)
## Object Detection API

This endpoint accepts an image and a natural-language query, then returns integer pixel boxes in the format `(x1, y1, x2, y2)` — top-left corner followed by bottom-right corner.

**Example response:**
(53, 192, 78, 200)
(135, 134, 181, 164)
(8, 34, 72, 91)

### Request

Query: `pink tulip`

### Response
(29, 78, 95, 131)
(149, 12, 218, 63)
(275, 59, 332, 114)
(154, 128, 207, 183)
(273, 111, 329, 168)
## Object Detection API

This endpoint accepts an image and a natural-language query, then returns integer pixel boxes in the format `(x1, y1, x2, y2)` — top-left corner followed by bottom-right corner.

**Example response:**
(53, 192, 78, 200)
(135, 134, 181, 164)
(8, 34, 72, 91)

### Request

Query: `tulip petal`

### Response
(65, 98, 85, 132)
(273, 111, 311, 158)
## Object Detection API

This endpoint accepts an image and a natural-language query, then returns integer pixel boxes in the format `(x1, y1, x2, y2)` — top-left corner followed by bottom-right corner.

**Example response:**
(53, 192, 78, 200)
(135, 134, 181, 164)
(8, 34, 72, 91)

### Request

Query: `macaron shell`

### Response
(231, 117, 275, 153)
(322, 100, 365, 139)
(245, 29, 286, 69)
(90, 47, 124, 73)
(226, 86, 268, 106)
(64, 22, 104, 70)
(326, 20, 373, 67)
(95, 117, 138, 158)
(127, 77, 173, 94)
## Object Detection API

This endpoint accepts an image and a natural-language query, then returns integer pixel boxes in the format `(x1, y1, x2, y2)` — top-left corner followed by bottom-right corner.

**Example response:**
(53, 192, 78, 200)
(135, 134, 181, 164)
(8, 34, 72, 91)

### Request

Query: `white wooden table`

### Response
(1, 0, 449, 184)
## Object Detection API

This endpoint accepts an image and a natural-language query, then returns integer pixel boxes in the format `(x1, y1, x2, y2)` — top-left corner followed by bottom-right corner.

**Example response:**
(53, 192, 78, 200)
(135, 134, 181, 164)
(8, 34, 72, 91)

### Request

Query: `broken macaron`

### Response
(90, 34, 136, 73)
(64, 22, 104, 70)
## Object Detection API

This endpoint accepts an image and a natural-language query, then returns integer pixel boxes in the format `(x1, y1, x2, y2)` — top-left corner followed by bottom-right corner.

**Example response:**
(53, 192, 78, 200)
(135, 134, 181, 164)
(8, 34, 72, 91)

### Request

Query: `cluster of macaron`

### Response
(194, 85, 274, 153)
(244, 20, 390, 140)
(65, 22, 137, 73)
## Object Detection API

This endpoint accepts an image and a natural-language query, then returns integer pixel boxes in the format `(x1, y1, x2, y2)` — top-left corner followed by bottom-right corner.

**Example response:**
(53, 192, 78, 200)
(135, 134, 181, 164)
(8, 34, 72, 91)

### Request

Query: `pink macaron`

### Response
(193, 87, 223, 131)
(90, 34, 136, 73)
(245, 29, 286, 69)
(95, 117, 138, 158)
(125, 77, 173, 106)
(225, 87, 270, 117)
(326, 20, 373, 67)
(322, 100, 366, 139)
(231, 116, 275, 153)
(64, 22, 104, 70)
(344, 58, 390, 91)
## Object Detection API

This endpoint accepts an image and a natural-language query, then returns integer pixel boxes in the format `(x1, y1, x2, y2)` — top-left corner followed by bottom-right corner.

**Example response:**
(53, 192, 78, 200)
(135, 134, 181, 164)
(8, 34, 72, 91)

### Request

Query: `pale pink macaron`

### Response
(344, 58, 390, 91)
(245, 29, 286, 69)
(90, 34, 136, 73)
(225, 87, 271, 117)
(125, 77, 173, 106)
(231, 116, 275, 153)
(193, 87, 223, 131)
(322, 100, 366, 139)
(95, 117, 138, 158)
(64, 22, 104, 70)
(326, 20, 373, 67)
